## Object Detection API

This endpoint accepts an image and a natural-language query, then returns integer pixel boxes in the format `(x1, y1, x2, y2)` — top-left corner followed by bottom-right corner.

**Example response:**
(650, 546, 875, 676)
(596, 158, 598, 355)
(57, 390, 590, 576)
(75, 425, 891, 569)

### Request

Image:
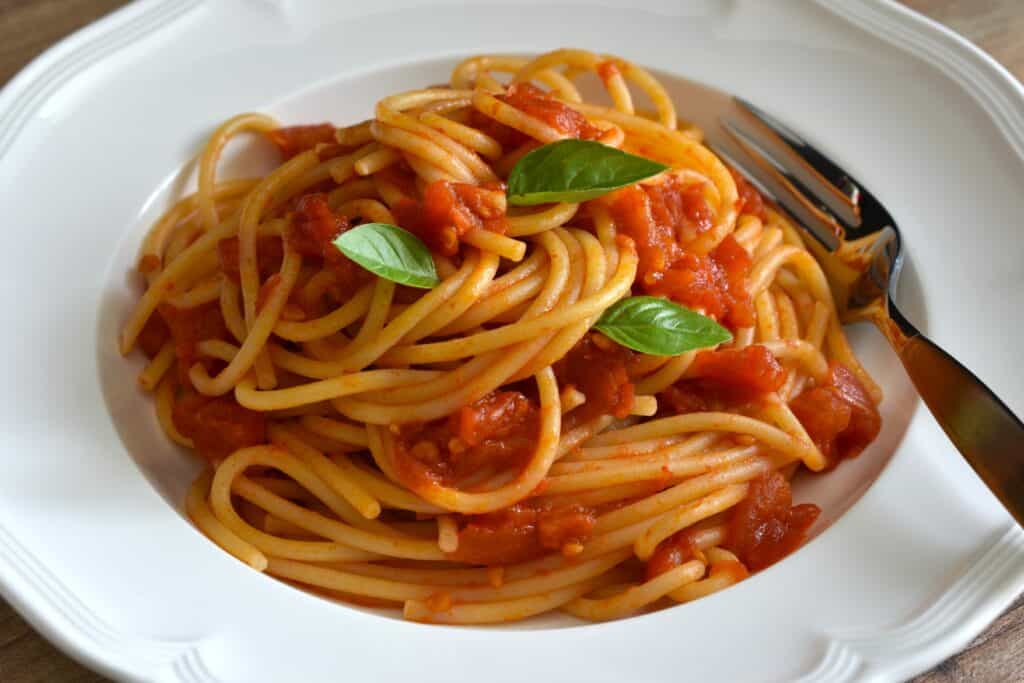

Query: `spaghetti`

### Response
(122, 49, 882, 624)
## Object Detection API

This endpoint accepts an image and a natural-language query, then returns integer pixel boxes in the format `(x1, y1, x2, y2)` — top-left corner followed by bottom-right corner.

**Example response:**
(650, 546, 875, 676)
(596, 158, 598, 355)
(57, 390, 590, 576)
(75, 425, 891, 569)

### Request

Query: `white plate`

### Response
(1, 1, 1022, 681)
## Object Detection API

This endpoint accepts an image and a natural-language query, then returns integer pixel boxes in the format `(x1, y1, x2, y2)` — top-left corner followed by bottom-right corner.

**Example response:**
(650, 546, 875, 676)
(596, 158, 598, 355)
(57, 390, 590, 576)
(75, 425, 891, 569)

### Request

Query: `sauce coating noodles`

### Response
(122, 49, 881, 624)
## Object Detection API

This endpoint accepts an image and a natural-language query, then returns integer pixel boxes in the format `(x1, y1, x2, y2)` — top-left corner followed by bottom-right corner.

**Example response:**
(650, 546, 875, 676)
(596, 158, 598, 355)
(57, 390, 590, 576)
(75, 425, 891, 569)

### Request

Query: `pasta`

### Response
(121, 49, 882, 624)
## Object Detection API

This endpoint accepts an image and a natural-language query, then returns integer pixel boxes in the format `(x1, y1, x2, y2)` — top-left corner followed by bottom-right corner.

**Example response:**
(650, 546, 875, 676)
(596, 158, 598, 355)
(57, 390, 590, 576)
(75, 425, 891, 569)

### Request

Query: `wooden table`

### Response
(1, 0, 1022, 680)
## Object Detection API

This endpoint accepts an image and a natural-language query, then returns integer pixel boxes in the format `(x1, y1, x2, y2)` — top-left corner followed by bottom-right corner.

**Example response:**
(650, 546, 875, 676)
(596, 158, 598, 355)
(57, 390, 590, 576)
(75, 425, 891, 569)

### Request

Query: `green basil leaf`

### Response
(507, 139, 669, 206)
(333, 223, 439, 289)
(594, 296, 732, 356)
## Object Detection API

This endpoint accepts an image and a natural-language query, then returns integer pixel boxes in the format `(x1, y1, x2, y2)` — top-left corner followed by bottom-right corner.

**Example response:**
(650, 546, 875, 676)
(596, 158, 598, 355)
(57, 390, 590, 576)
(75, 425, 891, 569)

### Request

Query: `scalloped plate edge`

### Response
(0, 1, 1022, 681)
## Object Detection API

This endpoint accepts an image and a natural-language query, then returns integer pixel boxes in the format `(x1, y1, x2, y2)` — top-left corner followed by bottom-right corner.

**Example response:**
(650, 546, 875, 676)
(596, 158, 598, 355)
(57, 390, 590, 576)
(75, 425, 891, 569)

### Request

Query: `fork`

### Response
(674, 80, 1024, 525)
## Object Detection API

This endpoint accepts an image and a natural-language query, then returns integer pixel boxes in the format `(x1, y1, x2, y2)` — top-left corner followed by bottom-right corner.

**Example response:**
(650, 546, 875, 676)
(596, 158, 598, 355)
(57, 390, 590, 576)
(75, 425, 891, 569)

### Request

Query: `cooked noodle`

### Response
(121, 49, 882, 624)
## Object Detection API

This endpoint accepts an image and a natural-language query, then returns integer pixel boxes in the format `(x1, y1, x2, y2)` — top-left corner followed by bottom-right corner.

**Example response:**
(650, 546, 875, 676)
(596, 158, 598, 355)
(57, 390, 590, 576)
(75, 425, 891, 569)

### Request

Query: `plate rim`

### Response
(1, 1, 1022, 682)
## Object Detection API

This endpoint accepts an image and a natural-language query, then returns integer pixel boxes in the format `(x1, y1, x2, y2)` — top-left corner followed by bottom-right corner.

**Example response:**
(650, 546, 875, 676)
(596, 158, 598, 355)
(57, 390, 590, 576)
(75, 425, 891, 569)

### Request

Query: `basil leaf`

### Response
(594, 296, 732, 356)
(507, 139, 668, 206)
(333, 223, 439, 289)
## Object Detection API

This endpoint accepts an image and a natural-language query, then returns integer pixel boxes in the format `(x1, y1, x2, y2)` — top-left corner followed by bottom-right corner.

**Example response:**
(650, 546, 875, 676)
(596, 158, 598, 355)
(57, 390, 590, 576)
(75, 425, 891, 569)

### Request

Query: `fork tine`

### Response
(707, 141, 837, 251)
(722, 120, 857, 234)
(734, 98, 900, 243)
(713, 125, 846, 250)
(703, 143, 779, 203)
(736, 97, 862, 208)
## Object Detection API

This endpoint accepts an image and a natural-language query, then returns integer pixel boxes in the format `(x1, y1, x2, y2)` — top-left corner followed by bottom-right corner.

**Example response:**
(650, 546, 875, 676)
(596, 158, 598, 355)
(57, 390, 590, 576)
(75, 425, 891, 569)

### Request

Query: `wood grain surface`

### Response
(0, 1, 1021, 681)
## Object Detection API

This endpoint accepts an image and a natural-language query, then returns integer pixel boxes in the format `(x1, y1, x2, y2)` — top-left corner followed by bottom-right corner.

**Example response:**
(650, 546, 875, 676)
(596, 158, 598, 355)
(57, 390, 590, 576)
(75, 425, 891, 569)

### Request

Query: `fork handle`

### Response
(883, 302, 1024, 526)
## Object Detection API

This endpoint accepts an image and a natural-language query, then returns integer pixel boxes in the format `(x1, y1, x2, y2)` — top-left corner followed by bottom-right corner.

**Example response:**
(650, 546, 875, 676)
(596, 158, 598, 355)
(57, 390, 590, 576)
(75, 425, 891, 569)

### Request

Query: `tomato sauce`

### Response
(596, 60, 621, 86)
(156, 301, 230, 384)
(453, 390, 535, 447)
(789, 362, 881, 466)
(645, 236, 755, 329)
(283, 193, 369, 293)
(504, 83, 602, 139)
(374, 164, 419, 199)
(138, 254, 161, 274)
(689, 345, 786, 394)
(449, 502, 596, 565)
(286, 193, 348, 258)
(393, 390, 539, 486)
(137, 313, 170, 359)
(469, 83, 602, 148)
(729, 166, 767, 221)
(553, 334, 636, 429)
(645, 528, 703, 581)
(217, 235, 284, 282)
(606, 177, 754, 329)
(393, 180, 506, 256)
(468, 109, 529, 150)
(658, 345, 785, 414)
(727, 471, 820, 571)
(646, 177, 715, 247)
(608, 175, 715, 261)
(264, 124, 336, 159)
(172, 393, 267, 461)
(607, 181, 682, 280)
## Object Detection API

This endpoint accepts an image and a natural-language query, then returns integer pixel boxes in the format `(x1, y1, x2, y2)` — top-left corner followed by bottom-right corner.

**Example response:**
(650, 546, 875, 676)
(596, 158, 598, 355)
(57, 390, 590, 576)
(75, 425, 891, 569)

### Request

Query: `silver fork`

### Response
(668, 77, 1024, 525)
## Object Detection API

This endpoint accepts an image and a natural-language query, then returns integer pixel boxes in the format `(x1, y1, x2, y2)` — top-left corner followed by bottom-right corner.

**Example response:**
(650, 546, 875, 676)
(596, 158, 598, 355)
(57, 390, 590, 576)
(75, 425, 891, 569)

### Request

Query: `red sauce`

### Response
(596, 60, 621, 86)
(727, 471, 820, 571)
(468, 109, 528, 149)
(172, 393, 267, 461)
(646, 177, 715, 247)
(789, 362, 881, 466)
(217, 235, 284, 282)
(453, 390, 535, 447)
(645, 236, 755, 329)
(606, 177, 754, 329)
(393, 390, 539, 486)
(137, 313, 170, 359)
(709, 235, 755, 328)
(449, 502, 596, 565)
(729, 166, 767, 220)
(553, 334, 635, 428)
(138, 254, 161, 274)
(658, 345, 785, 414)
(286, 193, 348, 258)
(284, 193, 369, 291)
(608, 181, 682, 279)
(689, 345, 786, 393)
(156, 301, 230, 384)
(270, 179, 338, 219)
(645, 529, 702, 581)
(504, 83, 602, 139)
(607, 176, 717, 276)
(393, 180, 506, 256)
(536, 505, 595, 551)
(469, 83, 602, 148)
(374, 164, 419, 199)
(264, 124, 336, 159)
